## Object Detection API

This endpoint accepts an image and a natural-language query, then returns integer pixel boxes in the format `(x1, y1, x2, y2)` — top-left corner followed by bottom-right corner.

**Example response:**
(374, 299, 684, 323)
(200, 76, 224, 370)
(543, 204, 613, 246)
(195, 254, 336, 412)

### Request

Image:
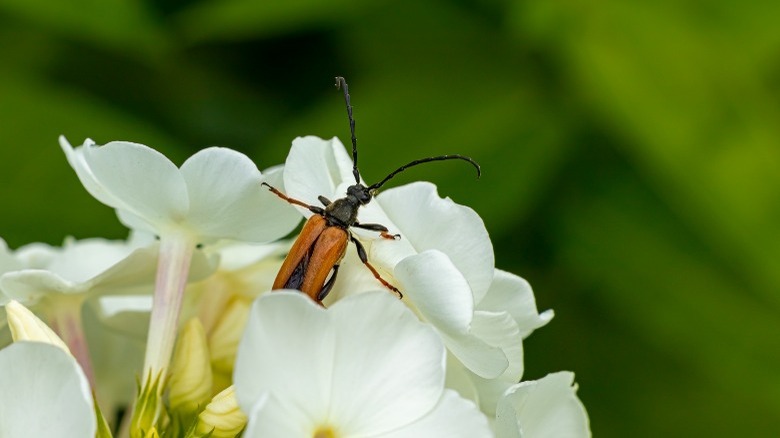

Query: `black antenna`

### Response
(335, 76, 360, 183)
(368, 155, 481, 191)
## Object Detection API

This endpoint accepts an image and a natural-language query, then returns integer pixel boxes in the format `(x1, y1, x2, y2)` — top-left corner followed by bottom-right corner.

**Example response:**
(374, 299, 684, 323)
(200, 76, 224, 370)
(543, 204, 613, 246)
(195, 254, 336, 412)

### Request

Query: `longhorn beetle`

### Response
(262, 76, 480, 304)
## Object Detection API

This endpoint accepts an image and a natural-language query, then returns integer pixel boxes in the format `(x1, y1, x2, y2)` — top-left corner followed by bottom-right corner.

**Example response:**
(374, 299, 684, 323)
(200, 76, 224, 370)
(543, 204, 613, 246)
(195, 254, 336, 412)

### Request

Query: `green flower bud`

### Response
(196, 386, 247, 438)
(168, 318, 212, 416)
(5, 300, 70, 353)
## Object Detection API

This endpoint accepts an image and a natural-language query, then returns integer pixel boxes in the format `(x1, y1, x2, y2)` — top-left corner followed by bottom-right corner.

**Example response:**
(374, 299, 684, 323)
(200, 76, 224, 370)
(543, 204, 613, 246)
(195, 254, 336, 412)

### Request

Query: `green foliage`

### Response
(1, 0, 778, 435)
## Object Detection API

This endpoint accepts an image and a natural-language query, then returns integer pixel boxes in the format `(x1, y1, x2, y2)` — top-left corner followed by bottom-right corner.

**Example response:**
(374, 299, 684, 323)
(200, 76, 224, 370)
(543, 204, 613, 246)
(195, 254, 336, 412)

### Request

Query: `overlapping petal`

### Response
(0, 342, 95, 437)
(61, 137, 188, 234)
(236, 291, 489, 436)
(495, 372, 591, 438)
(61, 136, 300, 244)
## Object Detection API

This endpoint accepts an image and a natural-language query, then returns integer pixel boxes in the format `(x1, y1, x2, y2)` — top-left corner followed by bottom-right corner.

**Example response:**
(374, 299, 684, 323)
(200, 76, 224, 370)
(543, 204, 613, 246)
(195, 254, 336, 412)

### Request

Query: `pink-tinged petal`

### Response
(478, 270, 553, 339)
(382, 390, 492, 438)
(496, 372, 591, 438)
(376, 182, 494, 302)
(283, 136, 356, 214)
(63, 138, 189, 231)
(180, 147, 300, 243)
(0, 342, 95, 437)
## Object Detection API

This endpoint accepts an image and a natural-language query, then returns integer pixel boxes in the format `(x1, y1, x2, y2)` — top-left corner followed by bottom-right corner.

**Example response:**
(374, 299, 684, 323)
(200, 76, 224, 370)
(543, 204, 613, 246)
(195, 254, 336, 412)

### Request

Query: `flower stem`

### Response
(142, 232, 196, 389)
(49, 296, 95, 388)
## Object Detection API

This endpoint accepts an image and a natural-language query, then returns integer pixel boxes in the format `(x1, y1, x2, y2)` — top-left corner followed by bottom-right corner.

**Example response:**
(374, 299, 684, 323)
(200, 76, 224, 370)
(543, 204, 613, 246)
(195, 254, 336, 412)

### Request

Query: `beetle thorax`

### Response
(324, 184, 373, 227)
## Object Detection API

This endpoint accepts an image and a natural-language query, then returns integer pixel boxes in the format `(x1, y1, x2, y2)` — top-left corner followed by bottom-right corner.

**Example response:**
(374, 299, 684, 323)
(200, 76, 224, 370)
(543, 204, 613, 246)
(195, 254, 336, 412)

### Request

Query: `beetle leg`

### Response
(261, 182, 325, 215)
(317, 265, 340, 302)
(350, 234, 403, 299)
(353, 222, 401, 240)
(318, 195, 332, 206)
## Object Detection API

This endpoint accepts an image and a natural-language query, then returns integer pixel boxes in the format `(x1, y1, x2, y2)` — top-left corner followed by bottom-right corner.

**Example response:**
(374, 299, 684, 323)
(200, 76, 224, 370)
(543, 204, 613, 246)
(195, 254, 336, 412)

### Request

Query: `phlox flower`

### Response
(1, 301, 95, 437)
(280, 136, 551, 383)
(0, 235, 184, 385)
(0, 342, 96, 437)
(234, 291, 492, 437)
(60, 136, 300, 380)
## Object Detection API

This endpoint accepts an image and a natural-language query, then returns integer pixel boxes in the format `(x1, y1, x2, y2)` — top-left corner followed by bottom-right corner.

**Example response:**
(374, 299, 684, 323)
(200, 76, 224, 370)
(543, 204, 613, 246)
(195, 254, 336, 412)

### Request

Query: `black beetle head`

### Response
(346, 184, 373, 205)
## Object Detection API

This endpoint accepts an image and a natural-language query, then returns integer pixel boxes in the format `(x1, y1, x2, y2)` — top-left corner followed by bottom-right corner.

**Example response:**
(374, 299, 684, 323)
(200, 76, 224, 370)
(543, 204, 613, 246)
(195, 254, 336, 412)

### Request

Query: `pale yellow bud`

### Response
(196, 386, 247, 438)
(208, 298, 250, 374)
(143, 427, 160, 438)
(168, 318, 212, 415)
(5, 300, 70, 353)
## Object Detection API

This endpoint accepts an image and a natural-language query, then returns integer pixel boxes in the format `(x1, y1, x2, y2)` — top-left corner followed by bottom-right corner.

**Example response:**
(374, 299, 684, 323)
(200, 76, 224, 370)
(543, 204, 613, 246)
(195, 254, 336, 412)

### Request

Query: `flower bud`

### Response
(209, 298, 250, 375)
(168, 318, 212, 415)
(196, 386, 247, 438)
(5, 300, 70, 353)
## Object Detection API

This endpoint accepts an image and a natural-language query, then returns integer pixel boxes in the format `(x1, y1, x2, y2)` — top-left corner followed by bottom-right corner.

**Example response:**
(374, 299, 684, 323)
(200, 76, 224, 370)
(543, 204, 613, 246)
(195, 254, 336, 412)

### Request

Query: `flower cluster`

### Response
(0, 135, 590, 437)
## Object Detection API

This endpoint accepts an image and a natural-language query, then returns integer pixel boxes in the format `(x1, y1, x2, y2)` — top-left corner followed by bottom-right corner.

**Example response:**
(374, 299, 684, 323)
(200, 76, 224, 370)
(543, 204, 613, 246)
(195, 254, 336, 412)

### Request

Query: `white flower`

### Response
(495, 372, 591, 438)
(281, 136, 550, 382)
(0, 342, 95, 437)
(60, 136, 300, 380)
(234, 291, 492, 437)
(60, 137, 300, 244)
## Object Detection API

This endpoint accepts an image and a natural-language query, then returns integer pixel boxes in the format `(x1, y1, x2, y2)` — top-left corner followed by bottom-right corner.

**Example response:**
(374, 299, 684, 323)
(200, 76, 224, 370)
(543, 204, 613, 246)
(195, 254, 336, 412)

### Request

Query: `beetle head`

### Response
(346, 183, 373, 205)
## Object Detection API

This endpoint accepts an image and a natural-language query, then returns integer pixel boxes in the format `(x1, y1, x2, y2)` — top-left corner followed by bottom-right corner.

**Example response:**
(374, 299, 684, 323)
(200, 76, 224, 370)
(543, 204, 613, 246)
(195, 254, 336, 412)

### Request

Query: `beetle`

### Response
(262, 76, 480, 304)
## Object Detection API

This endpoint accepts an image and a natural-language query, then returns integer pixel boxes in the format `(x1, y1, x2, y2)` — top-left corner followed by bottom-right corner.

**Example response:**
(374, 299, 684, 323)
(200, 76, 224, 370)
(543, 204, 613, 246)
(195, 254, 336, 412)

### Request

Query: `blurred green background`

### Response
(1, 0, 779, 435)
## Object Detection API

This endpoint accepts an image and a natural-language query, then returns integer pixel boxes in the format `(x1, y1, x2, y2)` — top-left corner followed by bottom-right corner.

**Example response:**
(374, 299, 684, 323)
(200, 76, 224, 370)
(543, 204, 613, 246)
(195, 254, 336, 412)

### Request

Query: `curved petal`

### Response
(495, 372, 591, 438)
(243, 393, 312, 437)
(376, 182, 494, 302)
(394, 251, 508, 379)
(180, 147, 300, 243)
(394, 250, 474, 334)
(49, 238, 136, 284)
(382, 390, 492, 438)
(63, 138, 189, 231)
(235, 291, 448, 436)
(0, 342, 95, 437)
(0, 238, 22, 273)
(283, 136, 356, 214)
(0, 270, 77, 303)
(328, 292, 445, 435)
(234, 291, 334, 420)
(478, 270, 553, 339)
(472, 310, 524, 381)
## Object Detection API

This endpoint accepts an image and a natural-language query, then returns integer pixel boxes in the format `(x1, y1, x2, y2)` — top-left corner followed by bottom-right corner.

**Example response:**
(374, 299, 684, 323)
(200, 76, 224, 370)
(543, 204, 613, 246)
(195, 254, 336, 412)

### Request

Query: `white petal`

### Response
(496, 372, 591, 438)
(478, 270, 553, 339)
(234, 291, 334, 420)
(243, 393, 312, 437)
(50, 237, 136, 284)
(283, 136, 356, 213)
(395, 251, 508, 379)
(328, 292, 445, 435)
(0, 270, 76, 304)
(376, 182, 495, 302)
(235, 291, 448, 435)
(0, 238, 22, 274)
(394, 250, 474, 334)
(382, 390, 492, 438)
(180, 147, 300, 243)
(63, 138, 189, 230)
(0, 342, 95, 437)
(472, 310, 523, 381)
